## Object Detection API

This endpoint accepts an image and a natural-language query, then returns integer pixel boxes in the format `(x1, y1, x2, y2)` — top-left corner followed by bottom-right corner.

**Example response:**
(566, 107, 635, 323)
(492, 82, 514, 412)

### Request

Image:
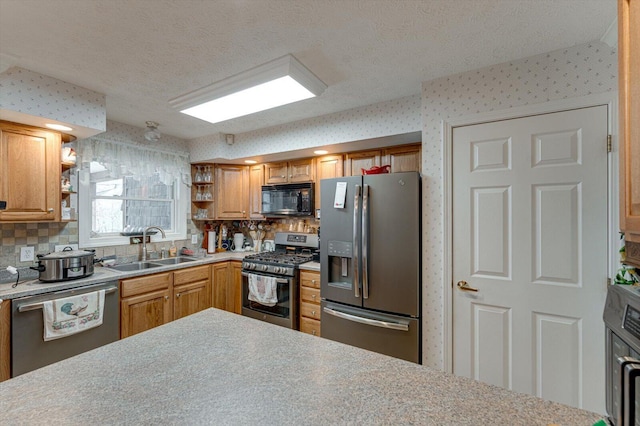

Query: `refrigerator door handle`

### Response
(323, 307, 410, 331)
(362, 183, 369, 299)
(353, 184, 361, 298)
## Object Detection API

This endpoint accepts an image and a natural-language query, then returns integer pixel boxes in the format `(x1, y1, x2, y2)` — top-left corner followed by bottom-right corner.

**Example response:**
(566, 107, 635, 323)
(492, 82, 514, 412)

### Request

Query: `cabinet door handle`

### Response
(165, 296, 169, 300)
(311, 310, 316, 316)
(311, 279, 316, 284)
(47, 208, 54, 212)
(311, 294, 316, 300)
(176, 293, 181, 298)
(312, 330, 317, 336)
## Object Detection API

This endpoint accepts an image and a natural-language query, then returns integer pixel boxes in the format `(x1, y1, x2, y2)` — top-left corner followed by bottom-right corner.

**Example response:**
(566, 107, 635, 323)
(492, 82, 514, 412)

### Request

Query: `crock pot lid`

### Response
(39, 250, 95, 259)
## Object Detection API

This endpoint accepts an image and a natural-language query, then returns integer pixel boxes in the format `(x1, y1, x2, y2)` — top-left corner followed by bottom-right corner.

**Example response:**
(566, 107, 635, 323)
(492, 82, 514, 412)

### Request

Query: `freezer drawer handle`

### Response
(17, 286, 118, 313)
(323, 306, 410, 331)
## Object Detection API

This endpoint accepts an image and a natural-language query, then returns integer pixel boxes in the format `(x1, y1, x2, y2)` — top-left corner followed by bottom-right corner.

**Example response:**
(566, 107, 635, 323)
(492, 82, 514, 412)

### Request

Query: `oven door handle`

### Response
(241, 272, 289, 284)
(620, 357, 640, 426)
(17, 286, 118, 313)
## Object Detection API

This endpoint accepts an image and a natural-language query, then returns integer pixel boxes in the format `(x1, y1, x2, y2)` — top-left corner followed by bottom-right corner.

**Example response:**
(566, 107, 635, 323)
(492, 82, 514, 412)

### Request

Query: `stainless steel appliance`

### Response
(30, 248, 102, 282)
(261, 182, 314, 217)
(604, 284, 640, 426)
(320, 172, 421, 363)
(11, 280, 119, 377)
(241, 232, 318, 328)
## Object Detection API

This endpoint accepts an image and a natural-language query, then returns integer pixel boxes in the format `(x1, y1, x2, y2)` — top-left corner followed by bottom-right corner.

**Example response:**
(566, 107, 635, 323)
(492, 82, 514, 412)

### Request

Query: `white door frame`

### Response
(442, 92, 618, 373)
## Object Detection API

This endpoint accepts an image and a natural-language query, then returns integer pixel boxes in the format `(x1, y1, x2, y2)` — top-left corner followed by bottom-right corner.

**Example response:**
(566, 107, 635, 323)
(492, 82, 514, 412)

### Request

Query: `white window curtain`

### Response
(78, 137, 190, 184)
(77, 137, 190, 248)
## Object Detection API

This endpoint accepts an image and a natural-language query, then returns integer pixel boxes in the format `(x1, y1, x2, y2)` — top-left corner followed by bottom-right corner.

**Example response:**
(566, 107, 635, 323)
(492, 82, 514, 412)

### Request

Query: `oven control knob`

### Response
(261, 265, 268, 272)
(275, 267, 282, 274)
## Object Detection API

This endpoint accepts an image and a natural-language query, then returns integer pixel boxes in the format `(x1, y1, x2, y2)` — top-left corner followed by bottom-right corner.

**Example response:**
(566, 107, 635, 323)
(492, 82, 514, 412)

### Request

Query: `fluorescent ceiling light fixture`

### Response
(313, 150, 329, 155)
(244, 160, 257, 164)
(169, 55, 326, 124)
(46, 123, 73, 131)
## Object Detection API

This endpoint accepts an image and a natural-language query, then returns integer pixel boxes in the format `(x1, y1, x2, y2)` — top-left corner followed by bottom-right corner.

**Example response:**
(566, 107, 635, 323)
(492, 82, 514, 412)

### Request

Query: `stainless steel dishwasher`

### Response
(11, 281, 119, 377)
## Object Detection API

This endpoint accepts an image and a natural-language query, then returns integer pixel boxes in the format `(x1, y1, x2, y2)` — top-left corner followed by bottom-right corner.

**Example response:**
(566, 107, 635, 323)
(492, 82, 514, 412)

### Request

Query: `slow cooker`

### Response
(30, 248, 101, 282)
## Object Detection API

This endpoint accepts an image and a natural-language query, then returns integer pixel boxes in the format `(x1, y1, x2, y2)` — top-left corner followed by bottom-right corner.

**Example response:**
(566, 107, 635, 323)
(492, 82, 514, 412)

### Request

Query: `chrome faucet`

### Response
(142, 226, 166, 261)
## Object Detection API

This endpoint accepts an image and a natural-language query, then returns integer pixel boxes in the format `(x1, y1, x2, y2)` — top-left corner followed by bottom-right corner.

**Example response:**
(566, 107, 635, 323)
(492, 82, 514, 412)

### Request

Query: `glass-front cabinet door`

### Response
(619, 0, 640, 266)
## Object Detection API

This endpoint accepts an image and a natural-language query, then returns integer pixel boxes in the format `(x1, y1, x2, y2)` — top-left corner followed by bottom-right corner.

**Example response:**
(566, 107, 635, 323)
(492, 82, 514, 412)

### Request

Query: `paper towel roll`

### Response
(207, 231, 216, 254)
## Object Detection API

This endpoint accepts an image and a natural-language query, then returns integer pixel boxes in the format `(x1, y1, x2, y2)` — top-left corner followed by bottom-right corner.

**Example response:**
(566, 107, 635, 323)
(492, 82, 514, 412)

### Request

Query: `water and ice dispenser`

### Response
(326, 240, 354, 290)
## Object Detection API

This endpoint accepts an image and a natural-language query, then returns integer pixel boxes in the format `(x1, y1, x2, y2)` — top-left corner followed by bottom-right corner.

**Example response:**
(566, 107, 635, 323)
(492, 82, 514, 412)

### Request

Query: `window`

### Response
(78, 138, 189, 248)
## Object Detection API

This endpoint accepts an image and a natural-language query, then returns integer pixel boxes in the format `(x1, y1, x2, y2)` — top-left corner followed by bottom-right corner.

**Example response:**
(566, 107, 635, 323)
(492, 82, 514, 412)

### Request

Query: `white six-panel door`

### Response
(452, 106, 608, 413)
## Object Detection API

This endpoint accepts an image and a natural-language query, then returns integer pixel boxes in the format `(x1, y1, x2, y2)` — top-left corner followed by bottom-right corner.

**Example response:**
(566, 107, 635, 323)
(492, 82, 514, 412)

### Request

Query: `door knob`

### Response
(457, 280, 478, 292)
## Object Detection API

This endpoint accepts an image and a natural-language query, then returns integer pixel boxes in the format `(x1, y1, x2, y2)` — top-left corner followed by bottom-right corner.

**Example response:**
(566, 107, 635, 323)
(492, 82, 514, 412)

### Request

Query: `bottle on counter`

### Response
(169, 241, 177, 257)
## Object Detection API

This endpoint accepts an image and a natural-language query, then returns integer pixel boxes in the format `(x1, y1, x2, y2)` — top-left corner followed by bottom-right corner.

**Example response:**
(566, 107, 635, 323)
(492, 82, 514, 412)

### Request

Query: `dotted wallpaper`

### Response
(0, 67, 106, 131)
(421, 41, 617, 369)
(189, 94, 422, 162)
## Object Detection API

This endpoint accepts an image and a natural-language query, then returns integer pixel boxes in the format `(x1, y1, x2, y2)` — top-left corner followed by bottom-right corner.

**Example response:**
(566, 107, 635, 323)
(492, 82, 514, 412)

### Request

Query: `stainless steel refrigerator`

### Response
(320, 172, 421, 363)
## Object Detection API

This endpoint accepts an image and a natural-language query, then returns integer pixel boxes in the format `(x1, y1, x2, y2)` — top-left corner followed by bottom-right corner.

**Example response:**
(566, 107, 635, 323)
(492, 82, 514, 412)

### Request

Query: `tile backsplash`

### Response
(1, 222, 78, 267)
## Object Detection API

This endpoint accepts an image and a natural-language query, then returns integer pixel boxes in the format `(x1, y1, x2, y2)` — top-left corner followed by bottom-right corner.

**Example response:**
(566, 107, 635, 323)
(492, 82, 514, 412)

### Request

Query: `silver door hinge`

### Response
(607, 135, 612, 153)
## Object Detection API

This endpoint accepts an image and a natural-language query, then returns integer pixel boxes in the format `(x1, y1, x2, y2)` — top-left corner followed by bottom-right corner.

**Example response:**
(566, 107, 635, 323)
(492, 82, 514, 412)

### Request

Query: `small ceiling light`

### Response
(144, 121, 161, 142)
(46, 123, 73, 131)
(313, 150, 329, 155)
(169, 54, 326, 124)
(244, 160, 258, 164)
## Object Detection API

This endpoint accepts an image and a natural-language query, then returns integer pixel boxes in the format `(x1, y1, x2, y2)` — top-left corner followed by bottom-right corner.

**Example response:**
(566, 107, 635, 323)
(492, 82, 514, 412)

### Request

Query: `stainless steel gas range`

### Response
(241, 232, 319, 329)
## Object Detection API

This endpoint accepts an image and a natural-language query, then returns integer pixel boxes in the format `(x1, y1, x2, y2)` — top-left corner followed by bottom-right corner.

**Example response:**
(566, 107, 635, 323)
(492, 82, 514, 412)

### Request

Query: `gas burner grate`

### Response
(244, 252, 313, 266)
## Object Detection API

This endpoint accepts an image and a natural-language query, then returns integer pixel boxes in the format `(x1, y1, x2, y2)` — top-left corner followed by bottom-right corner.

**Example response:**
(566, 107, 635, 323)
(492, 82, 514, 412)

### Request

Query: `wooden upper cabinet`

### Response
(344, 150, 381, 176)
(619, 0, 640, 265)
(315, 154, 344, 209)
(0, 121, 61, 222)
(383, 145, 421, 173)
(344, 144, 421, 176)
(215, 165, 249, 219)
(249, 164, 264, 219)
(264, 158, 314, 184)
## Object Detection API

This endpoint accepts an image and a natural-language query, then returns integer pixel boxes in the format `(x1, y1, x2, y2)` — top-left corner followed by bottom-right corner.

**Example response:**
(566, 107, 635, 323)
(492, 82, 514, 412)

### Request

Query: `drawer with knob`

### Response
(299, 270, 321, 337)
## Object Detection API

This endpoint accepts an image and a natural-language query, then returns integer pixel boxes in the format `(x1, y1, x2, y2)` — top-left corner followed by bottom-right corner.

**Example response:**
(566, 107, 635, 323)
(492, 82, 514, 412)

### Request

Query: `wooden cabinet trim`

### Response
(0, 299, 10, 381)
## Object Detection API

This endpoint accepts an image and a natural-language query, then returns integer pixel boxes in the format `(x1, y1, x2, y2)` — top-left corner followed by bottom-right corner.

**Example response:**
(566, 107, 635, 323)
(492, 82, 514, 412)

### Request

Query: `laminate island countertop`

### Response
(0, 309, 602, 425)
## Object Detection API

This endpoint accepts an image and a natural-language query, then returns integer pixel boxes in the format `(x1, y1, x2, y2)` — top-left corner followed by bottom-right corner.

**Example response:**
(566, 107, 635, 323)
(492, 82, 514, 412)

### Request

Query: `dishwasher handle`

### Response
(17, 286, 118, 313)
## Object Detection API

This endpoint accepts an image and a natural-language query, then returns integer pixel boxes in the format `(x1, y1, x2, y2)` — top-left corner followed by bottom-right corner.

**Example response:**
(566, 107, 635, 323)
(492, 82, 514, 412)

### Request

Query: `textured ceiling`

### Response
(0, 0, 616, 140)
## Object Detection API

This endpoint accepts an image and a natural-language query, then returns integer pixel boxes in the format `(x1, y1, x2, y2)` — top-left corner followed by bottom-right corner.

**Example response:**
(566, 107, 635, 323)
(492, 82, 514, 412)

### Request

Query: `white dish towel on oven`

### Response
(42, 289, 105, 341)
(248, 274, 278, 307)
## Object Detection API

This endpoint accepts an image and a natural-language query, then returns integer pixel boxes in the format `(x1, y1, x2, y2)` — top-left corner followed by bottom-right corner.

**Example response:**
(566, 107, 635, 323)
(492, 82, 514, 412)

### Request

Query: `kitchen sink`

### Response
(109, 262, 162, 272)
(151, 257, 198, 265)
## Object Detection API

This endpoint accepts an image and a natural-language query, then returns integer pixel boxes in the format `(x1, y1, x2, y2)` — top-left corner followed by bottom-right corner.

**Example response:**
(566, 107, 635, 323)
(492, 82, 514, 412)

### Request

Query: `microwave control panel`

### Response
(623, 304, 640, 341)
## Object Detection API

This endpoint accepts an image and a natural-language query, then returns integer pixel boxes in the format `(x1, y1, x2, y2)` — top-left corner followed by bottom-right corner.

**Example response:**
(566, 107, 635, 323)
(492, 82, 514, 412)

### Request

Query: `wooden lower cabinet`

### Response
(299, 270, 321, 337)
(121, 288, 172, 338)
(174, 265, 211, 320)
(0, 299, 10, 382)
(230, 261, 243, 314)
(120, 265, 212, 339)
(211, 261, 243, 314)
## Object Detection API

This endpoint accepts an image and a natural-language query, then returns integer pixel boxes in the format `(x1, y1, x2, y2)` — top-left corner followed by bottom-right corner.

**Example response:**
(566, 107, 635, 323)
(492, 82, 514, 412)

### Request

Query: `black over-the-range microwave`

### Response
(261, 182, 314, 217)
